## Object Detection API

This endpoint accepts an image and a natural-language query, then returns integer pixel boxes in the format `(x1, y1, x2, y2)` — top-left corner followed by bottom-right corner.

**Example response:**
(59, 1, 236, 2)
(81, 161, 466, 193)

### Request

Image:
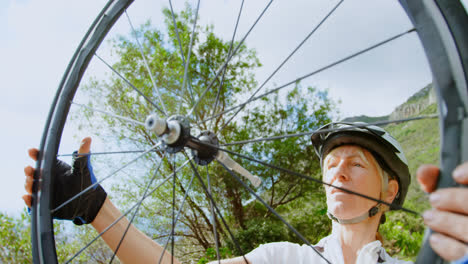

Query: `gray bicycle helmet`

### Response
(311, 122, 410, 210)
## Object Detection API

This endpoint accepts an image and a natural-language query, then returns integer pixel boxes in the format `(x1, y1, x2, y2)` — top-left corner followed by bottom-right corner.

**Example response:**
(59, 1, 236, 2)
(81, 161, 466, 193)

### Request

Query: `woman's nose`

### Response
(331, 162, 350, 183)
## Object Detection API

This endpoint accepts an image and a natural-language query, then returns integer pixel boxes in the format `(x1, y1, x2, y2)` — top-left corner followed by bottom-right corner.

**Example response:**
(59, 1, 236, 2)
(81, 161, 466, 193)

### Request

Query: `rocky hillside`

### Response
(389, 83, 436, 120)
(343, 83, 436, 123)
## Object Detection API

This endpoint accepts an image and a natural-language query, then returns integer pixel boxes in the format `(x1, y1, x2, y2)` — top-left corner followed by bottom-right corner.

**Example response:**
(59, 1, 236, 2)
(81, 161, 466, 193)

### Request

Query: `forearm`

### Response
(91, 197, 180, 264)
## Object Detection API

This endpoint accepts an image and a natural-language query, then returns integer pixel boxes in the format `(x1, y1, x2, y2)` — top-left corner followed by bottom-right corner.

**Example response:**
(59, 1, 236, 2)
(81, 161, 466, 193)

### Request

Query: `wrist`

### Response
(92, 197, 115, 229)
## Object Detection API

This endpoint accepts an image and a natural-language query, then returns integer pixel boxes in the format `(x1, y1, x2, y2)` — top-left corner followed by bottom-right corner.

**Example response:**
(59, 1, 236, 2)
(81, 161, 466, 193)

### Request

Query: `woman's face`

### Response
(323, 145, 382, 220)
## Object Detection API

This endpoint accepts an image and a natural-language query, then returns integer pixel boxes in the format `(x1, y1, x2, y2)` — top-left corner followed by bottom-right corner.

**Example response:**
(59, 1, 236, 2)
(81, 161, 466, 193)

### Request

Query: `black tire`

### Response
(31, 0, 468, 263)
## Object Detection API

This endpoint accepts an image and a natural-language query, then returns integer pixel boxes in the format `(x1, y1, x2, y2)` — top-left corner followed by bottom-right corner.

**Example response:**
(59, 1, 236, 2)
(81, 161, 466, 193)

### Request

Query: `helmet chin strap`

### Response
(327, 203, 383, 224)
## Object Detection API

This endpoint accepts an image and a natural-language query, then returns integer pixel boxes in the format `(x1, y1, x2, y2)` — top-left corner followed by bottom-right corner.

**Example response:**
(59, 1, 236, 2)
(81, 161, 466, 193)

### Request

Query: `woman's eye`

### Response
(353, 163, 363, 167)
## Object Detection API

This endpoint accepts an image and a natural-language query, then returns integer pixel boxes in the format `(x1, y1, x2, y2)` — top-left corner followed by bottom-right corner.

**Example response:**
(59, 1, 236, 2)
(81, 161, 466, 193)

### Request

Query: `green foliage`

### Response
(0, 210, 118, 263)
(279, 189, 331, 245)
(227, 218, 289, 255)
(380, 212, 424, 260)
(54, 224, 119, 263)
(0, 209, 31, 263)
(197, 247, 232, 264)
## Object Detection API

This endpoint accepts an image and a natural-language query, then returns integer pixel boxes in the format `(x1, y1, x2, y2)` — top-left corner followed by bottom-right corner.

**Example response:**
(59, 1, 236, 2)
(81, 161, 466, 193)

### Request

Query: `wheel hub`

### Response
(191, 131, 219, 166)
(145, 114, 219, 163)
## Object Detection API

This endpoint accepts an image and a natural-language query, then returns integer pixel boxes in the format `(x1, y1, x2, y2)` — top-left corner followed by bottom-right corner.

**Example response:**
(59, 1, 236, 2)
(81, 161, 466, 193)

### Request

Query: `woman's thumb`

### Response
(78, 137, 92, 154)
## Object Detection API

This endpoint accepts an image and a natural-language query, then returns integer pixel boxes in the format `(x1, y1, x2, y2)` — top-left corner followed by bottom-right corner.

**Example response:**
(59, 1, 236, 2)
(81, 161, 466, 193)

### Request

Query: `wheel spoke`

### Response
(188, 160, 249, 264)
(168, 0, 187, 67)
(210, 0, 245, 131)
(217, 161, 331, 264)
(187, 0, 274, 118)
(57, 149, 156, 157)
(198, 28, 416, 126)
(158, 171, 196, 264)
(197, 140, 420, 215)
(125, 11, 168, 116)
(206, 167, 221, 263)
(51, 142, 162, 214)
(167, 0, 198, 112)
(64, 159, 191, 264)
(222, 114, 439, 146)
(180, 0, 200, 114)
(171, 155, 176, 264)
(94, 53, 165, 115)
(217, 0, 345, 135)
(109, 152, 167, 263)
(71, 102, 145, 126)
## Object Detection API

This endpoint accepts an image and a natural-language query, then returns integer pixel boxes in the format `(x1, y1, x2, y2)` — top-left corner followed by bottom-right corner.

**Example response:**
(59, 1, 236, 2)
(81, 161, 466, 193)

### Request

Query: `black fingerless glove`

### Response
(52, 152, 107, 225)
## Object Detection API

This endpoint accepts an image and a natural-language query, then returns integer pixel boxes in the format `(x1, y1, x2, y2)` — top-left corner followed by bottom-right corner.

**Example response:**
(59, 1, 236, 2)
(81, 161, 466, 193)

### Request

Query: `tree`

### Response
(0, 210, 31, 263)
(0, 209, 118, 263)
(73, 3, 337, 262)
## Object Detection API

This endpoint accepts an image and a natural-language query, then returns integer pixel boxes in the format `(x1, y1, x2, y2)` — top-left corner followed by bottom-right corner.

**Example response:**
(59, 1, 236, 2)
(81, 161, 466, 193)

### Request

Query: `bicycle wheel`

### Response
(31, 0, 468, 263)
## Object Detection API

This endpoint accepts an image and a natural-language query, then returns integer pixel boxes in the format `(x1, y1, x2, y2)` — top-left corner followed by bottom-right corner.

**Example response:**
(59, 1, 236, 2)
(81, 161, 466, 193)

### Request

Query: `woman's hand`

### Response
(417, 162, 468, 261)
(23, 138, 93, 207)
(23, 137, 107, 225)
(23, 138, 180, 263)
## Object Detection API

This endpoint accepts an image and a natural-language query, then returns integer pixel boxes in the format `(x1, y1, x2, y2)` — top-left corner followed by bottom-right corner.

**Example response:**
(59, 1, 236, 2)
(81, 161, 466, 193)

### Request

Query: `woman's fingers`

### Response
(24, 166, 34, 194)
(22, 194, 32, 208)
(453, 162, 468, 185)
(24, 165, 34, 177)
(423, 209, 468, 244)
(417, 162, 468, 262)
(28, 148, 39, 161)
(23, 165, 34, 208)
(429, 188, 468, 215)
(417, 164, 440, 193)
(24, 149, 38, 209)
(428, 233, 468, 261)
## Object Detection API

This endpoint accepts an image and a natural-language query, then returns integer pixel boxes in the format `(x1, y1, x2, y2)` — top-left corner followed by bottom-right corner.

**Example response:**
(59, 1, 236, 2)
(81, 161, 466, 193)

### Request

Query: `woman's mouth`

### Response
(330, 187, 350, 195)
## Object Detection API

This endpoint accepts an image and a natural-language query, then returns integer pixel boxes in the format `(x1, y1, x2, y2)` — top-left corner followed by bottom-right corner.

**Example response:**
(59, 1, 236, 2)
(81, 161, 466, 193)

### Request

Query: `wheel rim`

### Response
(402, 0, 468, 263)
(31, 0, 468, 263)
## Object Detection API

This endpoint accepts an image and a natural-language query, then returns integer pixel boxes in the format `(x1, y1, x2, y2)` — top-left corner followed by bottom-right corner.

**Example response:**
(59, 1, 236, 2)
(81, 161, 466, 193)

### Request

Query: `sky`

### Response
(1, 0, 467, 216)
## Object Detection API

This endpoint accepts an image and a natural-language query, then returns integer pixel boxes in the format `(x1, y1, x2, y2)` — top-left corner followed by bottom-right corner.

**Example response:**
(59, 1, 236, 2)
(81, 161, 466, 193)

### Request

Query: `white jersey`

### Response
(245, 234, 412, 264)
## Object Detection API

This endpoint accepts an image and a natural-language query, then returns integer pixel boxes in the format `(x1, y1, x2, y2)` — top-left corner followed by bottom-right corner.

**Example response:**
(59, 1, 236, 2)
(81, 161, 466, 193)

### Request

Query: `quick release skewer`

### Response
(145, 114, 190, 152)
(145, 114, 169, 137)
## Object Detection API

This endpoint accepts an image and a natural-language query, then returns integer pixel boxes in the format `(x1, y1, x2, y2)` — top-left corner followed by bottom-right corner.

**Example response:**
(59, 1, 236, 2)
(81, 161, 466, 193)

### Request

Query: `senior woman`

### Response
(242, 122, 408, 264)
(23, 122, 468, 264)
